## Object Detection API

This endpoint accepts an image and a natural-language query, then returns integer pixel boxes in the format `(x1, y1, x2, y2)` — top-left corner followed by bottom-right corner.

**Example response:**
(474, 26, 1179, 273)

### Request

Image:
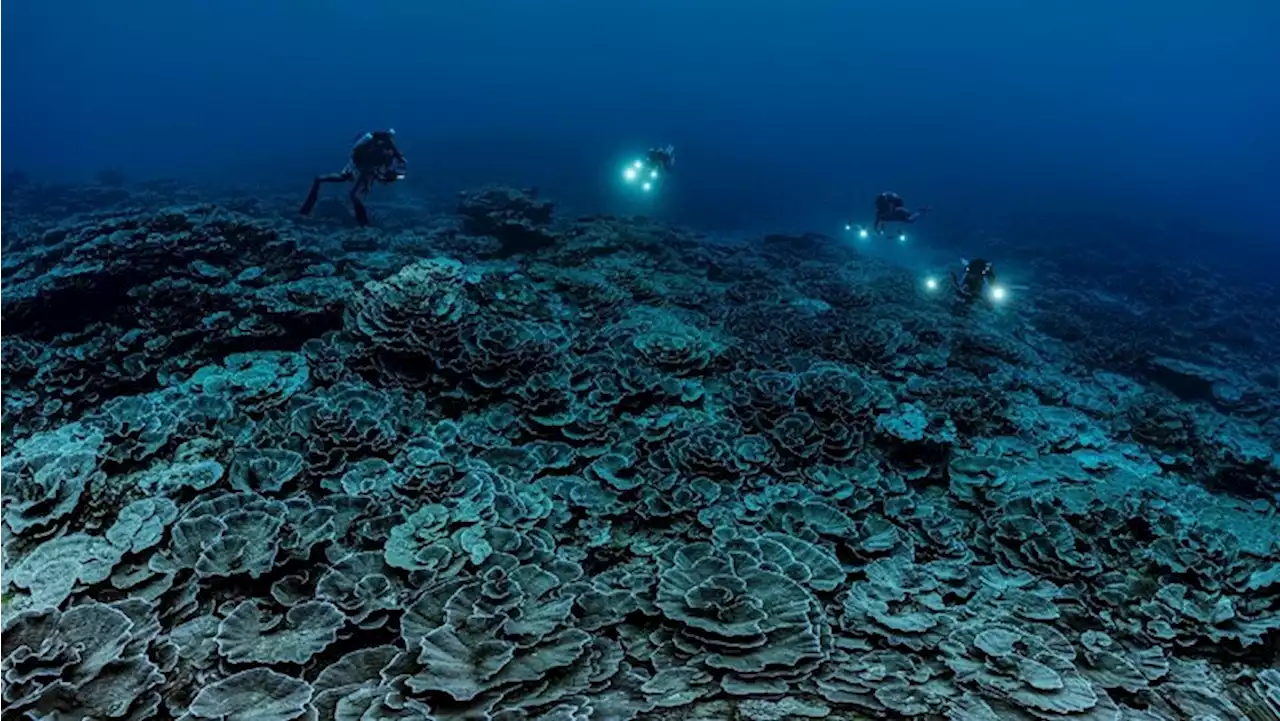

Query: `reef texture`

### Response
(3, 182, 1279, 721)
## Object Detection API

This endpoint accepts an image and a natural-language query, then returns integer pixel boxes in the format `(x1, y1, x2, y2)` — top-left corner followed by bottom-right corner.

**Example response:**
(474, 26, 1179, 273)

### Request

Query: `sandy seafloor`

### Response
(1, 180, 1278, 721)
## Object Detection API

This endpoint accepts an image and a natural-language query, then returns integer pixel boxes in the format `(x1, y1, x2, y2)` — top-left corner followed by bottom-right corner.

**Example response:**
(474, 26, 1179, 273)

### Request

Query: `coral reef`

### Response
(2, 182, 1278, 721)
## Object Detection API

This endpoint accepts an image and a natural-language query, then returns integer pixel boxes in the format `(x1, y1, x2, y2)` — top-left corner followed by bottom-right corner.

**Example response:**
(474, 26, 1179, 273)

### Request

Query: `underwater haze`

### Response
(5, 3, 1280, 721)
(5, 0, 1279, 241)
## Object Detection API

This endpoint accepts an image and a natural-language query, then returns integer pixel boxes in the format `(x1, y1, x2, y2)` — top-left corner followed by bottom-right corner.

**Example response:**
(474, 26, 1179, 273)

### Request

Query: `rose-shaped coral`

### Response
(984, 497, 1103, 581)
(651, 535, 838, 697)
(769, 411, 825, 462)
(663, 420, 750, 480)
(345, 257, 475, 386)
(347, 258, 473, 349)
(727, 369, 800, 432)
(942, 621, 1114, 719)
(447, 318, 567, 393)
(284, 381, 408, 476)
(456, 186, 557, 256)
(797, 363, 887, 422)
(2, 423, 105, 536)
(632, 324, 720, 375)
(2, 602, 166, 720)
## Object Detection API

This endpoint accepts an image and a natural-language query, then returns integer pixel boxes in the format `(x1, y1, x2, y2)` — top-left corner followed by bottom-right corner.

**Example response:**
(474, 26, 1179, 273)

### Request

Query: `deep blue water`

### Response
(5, 0, 1278, 249)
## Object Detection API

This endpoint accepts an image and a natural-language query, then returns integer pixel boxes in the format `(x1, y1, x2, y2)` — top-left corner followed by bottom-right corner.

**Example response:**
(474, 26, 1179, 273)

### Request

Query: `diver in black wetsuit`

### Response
(951, 258, 1000, 303)
(645, 144, 676, 175)
(300, 129, 406, 226)
(873, 192, 930, 234)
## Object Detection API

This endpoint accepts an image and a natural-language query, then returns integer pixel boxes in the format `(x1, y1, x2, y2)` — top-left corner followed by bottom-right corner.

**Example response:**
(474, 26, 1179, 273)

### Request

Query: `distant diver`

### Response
(622, 144, 676, 192)
(646, 144, 676, 175)
(951, 258, 1004, 303)
(873, 192, 929, 234)
(300, 129, 406, 226)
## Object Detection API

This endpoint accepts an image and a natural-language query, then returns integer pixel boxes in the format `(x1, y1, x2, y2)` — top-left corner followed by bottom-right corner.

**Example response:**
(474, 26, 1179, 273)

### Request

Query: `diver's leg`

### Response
(299, 179, 323, 215)
(300, 172, 350, 215)
(351, 194, 370, 226)
(350, 175, 372, 226)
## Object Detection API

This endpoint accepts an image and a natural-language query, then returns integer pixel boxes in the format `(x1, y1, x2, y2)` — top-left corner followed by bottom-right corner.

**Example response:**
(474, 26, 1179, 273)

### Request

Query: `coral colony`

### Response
(1, 181, 1279, 720)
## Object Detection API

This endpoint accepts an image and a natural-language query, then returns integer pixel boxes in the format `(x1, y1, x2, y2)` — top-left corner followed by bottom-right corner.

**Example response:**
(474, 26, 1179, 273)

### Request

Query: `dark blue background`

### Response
(4, 1, 1277, 245)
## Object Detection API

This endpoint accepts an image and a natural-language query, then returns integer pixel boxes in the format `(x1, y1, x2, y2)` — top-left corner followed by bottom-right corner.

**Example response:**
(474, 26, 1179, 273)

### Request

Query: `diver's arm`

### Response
(386, 151, 407, 180)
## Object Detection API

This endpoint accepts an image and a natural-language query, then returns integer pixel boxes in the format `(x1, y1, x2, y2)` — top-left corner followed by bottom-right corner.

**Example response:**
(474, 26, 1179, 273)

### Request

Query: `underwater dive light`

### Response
(989, 285, 1007, 302)
(924, 277, 939, 292)
(621, 155, 660, 193)
(623, 158, 649, 183)
(897, 233, 907, 242)
(860, 228, 870, 240)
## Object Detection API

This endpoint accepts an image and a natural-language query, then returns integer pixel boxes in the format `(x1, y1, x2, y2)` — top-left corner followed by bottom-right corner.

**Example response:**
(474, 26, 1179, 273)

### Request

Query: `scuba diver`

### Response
(300, 129, 407, 226)
(622, 144, 675, 192)
(951, 258, 1002, 303)
(645, 144, 676, 175)
(873, 192, 930, 234)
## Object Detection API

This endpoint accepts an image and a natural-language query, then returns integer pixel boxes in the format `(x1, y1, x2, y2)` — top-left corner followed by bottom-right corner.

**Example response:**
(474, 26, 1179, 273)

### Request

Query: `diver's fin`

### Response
(300, 181, 321, 215)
